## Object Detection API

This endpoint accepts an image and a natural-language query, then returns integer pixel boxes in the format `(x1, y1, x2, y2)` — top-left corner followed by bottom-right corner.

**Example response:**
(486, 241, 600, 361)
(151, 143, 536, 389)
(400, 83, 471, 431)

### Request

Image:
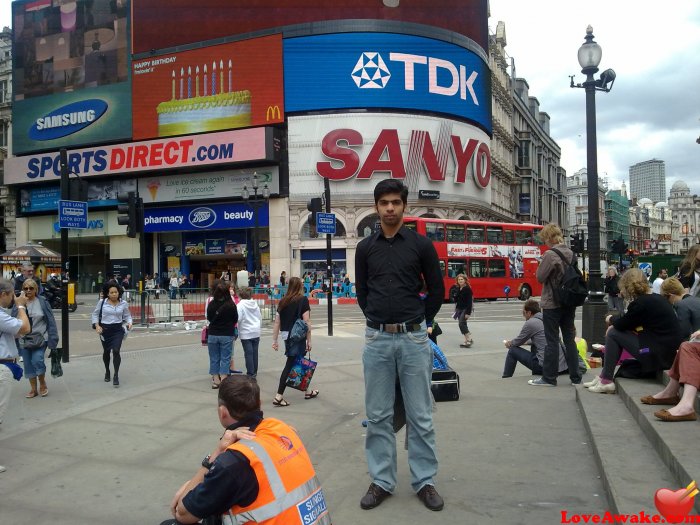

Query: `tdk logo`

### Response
(189, 207, 216, 228)
(351, 52, 480, 105)
(352, 52, 391, 88)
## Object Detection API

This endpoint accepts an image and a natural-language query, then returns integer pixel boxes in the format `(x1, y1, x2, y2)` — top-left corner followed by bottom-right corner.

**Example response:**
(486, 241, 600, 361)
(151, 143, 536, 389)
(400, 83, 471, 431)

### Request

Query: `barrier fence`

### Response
(122, 283, 357, 326)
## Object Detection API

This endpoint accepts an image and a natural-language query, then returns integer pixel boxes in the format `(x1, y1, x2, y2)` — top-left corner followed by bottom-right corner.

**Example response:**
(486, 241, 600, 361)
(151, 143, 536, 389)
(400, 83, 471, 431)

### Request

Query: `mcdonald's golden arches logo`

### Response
(266, 105, 282, 121)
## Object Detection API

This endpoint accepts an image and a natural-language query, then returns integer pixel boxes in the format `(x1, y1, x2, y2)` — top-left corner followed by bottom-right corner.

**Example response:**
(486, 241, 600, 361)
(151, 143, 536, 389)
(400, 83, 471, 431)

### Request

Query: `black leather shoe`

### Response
(104, 372, 111, 382)
(360, 483, 391, 510)
(417, 485, 444, 511)
(113, 376, 119, 387)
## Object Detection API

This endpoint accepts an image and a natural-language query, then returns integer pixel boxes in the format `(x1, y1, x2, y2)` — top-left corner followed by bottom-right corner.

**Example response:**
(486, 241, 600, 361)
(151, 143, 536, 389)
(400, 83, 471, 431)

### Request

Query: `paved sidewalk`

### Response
(0, 315, 608, 525)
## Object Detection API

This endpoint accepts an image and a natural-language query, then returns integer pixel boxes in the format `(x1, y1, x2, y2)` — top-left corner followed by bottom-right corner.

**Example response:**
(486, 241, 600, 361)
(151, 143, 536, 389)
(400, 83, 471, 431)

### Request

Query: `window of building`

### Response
(0, 119, 6, 147)
(517, 140, 530, 167)
(0, 80, 6, 103)
(356, 214, 379, 238)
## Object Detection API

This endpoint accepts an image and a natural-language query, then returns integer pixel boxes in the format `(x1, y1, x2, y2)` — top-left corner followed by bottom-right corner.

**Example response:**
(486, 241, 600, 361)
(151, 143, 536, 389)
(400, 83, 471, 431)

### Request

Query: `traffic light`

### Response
(612, 237, 627, 255)
(307, 197, 322, 238)
(570, 233, 579, 253)
(577, 234, 585, 254)
(117, 191, 138, 238)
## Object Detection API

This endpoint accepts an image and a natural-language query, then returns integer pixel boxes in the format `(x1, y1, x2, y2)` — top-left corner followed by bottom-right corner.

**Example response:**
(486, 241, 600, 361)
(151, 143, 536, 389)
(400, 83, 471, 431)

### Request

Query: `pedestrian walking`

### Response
(355, 179, 445, 512)
(169, 273, 179, 300)
(0, 280, 30, 474)
(604, 267, 624, 314)
(528, 224, 583, 387)
(91, 282, 132, 387)
(236, 287, 262, 377)
(271, 276, 316, 406)
(453, 273, 474, 348)
(13, 279, 58, 398)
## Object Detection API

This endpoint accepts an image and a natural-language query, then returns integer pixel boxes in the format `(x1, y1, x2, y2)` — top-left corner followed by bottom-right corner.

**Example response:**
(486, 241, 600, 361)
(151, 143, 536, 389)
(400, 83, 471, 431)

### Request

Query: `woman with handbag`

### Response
(271, 276, 317, 406)
(206, 282, 238, 389)
(13, 279, 58, 398)
(92, 281, 132, 387)
(454, 273, 474, 348)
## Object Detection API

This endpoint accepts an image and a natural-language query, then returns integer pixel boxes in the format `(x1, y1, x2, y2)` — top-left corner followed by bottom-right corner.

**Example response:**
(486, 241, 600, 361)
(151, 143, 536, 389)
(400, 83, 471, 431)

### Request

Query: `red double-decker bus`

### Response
(403, 217, 546, 301)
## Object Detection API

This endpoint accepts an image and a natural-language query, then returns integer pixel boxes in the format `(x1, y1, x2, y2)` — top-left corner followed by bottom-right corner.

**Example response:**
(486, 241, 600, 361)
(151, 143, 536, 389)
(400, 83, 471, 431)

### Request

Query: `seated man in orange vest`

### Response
(161, 375, 331, 525)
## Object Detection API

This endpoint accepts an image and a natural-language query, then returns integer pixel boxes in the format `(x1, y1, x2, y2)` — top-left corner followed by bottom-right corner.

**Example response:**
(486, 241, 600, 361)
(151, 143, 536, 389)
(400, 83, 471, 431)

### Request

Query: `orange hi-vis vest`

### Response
(222, 418, 331, 525)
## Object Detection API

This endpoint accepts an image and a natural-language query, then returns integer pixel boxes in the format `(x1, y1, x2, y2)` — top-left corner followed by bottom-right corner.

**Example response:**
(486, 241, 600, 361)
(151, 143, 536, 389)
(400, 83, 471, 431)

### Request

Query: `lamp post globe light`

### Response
(241, 172, 270, 282)
(570, 26, 616, 346)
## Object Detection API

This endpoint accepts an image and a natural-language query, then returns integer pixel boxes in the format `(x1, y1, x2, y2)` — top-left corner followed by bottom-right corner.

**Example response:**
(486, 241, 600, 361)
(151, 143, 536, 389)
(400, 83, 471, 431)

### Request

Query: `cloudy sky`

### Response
(2, 2, 698, 197)
(489, 0, 700, 197)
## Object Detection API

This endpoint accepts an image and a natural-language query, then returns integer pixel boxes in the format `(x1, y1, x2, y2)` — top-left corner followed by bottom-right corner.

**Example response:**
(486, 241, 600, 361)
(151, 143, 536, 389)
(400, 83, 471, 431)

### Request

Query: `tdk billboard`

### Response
(284, 32, 491, 134)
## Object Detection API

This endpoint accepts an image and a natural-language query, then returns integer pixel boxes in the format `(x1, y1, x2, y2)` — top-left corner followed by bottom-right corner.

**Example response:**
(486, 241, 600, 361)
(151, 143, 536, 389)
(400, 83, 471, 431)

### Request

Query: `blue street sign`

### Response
(58, 200, 88, 229)
(316, 212, 336, 235)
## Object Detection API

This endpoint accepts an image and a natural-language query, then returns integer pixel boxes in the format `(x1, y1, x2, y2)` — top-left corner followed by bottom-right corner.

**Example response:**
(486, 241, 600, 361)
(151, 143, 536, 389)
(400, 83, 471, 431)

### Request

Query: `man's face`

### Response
(22, 267, 34, 279)
(523, 309, 532, 320)
(660, 270, 668, 279)
(0, 290, 13, 308)
(375, 192, 405, 228)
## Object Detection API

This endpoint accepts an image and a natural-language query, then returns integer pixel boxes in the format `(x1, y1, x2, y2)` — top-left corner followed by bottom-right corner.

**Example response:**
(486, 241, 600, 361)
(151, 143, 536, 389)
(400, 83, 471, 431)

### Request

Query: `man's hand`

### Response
(218, 427, 256, 453)
(170, 480, 190, 517)
(504, 339, 511, 348)
(15, 292, 28, 307)
(691, 330, 700, 342)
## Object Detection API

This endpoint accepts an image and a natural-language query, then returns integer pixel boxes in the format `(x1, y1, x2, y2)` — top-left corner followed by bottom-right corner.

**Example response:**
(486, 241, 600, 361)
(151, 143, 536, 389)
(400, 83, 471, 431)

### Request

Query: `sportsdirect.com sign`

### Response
(4, 128, 276, 185)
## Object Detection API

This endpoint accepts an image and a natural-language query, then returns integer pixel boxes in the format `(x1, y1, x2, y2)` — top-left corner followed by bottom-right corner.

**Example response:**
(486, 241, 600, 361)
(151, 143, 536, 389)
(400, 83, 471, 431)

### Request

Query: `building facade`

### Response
(668, 180, 700, 254)
(629, 159, 666, 203)
(0, 26, 13, 254)
(566, 168, 607, 251)
(604, 185, 630, 251)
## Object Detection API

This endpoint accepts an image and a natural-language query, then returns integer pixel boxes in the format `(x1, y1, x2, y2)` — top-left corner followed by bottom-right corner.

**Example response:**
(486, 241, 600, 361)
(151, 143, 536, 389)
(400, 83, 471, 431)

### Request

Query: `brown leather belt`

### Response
(0, 358, 17, 363)
(366, 319, 423, 333)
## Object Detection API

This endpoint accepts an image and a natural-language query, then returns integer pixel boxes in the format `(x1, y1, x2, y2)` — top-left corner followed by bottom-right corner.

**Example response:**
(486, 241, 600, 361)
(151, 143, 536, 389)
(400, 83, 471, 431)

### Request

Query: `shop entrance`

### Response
(189, 254, 247, 290)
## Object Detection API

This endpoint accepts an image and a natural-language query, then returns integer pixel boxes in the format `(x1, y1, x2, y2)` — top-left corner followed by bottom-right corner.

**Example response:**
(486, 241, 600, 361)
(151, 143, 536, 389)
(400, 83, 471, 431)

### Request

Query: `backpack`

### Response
(549, 248, 588, 308)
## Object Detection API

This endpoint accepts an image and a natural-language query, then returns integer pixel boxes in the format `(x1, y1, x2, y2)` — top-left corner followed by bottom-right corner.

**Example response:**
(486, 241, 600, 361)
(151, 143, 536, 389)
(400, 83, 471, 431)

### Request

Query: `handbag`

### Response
(431, 322, 443, 337)
(22, 331, 45, 350)
(287, 299, 308, 343)
(285, 354, 317, 391)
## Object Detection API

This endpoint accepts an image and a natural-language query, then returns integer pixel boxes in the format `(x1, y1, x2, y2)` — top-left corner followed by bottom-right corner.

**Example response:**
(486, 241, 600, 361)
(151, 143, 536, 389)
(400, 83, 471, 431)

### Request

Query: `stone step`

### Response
(575, 384, 678, 515)
(615, 378, 700, 514)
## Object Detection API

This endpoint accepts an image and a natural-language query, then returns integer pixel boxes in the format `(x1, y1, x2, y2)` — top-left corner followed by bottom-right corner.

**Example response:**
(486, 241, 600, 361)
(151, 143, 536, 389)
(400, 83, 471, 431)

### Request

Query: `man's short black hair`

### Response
(523, 299, 541, 315)
(373, 179, 408, 206)
(218, 375, 260, 420)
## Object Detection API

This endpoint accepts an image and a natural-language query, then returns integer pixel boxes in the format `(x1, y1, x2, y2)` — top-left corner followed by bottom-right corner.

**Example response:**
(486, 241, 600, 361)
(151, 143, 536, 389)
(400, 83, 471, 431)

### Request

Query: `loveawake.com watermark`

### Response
(560, 510, 700, 523)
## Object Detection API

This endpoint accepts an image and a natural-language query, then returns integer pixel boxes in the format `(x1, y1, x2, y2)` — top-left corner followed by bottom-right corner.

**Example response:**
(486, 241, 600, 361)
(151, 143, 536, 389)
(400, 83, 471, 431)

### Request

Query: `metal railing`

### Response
(124, 287, 279, 326)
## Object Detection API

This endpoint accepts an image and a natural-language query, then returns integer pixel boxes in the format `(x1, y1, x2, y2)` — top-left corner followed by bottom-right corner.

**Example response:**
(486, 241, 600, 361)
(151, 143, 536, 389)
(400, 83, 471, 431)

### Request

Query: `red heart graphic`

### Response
(654, 488, 695, 523)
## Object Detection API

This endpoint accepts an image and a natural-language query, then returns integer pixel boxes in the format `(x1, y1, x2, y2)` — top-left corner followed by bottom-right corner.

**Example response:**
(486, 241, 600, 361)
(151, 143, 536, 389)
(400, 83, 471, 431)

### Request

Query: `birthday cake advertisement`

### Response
(131, 34, 284, 140)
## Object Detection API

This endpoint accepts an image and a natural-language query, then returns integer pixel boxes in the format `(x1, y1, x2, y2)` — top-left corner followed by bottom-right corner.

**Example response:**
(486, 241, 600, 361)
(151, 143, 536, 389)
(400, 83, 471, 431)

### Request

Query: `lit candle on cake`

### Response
(219, 59, 224, 95)
(204, 64, 208, 96)
(228, 59, 232, 92)
(179, 67, 184, 99)
(195, 66, 199, 97)
(187, 66, 192, 99)
(171, 70, 175, 100)
(212, 61, 216, 95)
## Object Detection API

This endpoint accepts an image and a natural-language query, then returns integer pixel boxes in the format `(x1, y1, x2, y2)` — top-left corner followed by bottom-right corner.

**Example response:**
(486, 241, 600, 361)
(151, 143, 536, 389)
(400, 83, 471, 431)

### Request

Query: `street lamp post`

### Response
(242, 172, 270, 282)
(570, 26, 616, 345)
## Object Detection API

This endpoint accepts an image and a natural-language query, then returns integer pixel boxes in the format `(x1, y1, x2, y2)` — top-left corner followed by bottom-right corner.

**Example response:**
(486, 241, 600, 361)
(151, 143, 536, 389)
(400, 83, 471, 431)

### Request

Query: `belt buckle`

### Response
(383, 324, 400, 334)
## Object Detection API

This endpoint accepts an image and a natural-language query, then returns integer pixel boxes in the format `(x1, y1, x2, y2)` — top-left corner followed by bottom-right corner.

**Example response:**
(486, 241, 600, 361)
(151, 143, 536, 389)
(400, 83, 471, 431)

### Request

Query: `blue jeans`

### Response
(241, 338, 259, 377)
(20, 344, 47, 378)
(207, 335, 233, 376)
(363, 323, 437, 493)
(542, 307, 581, 385)
(503, 346, 541, 377)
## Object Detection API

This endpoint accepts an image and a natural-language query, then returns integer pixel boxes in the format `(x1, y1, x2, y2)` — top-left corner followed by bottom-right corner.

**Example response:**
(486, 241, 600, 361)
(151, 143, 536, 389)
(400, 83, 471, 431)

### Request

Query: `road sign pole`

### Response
(324, 178, 333, 337)
(59, 149, 70, 363)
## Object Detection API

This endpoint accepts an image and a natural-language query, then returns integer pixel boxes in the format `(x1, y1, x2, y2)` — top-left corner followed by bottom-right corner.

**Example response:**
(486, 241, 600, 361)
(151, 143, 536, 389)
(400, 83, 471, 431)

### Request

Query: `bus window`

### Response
(439, 260, 446, 276)
(488, 259, 506, 277)
(533, 229, 544, 245)
(448, 260, 467, 278)
(467, 226, 485, 243)
(504, 229, 515, 244)
(404, 221, 417, 231)
(446, 224, 465, 242)
(486, 227, 503, 244)
(515, 230, 532, 245)
(468, 259, 487, 278)
(425, 222, 445, 242)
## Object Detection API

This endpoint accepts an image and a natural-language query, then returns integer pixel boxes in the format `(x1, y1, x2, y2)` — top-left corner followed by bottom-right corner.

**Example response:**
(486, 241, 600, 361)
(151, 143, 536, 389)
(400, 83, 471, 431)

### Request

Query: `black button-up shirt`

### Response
(355, 225, 444, 324)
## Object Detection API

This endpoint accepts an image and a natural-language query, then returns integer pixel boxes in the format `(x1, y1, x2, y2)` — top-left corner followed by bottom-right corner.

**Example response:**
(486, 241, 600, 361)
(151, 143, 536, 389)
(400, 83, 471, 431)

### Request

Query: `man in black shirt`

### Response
(355, 179, 445, 512)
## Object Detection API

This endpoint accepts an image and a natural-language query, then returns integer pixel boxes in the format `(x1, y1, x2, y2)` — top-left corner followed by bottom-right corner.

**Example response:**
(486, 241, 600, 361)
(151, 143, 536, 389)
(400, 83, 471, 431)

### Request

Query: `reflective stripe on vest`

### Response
(224, 432, 331, 525)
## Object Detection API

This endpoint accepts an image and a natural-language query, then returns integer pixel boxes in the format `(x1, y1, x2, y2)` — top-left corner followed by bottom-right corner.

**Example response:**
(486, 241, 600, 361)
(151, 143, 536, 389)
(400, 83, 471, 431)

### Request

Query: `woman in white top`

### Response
(91, 282, 132, 387)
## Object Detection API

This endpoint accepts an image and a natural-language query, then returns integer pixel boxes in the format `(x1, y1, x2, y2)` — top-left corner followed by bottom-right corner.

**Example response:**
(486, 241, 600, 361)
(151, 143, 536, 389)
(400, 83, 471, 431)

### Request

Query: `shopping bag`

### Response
(285, 355, 317, 391)
(201, 326, 208, 346)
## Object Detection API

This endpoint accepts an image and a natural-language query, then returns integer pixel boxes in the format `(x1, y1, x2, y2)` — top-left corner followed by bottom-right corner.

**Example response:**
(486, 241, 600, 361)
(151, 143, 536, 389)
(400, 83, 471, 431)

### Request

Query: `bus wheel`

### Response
(519, 285, 532, 301)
